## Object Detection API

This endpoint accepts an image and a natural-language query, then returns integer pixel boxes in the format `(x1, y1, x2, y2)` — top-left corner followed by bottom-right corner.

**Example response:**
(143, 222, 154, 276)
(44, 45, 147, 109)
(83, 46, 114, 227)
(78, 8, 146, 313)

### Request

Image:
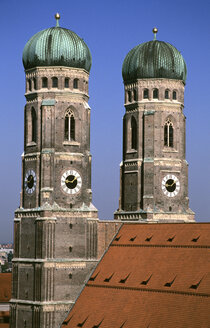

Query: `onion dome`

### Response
(122, 28, 187, 83)
(22, 14, 92, 71)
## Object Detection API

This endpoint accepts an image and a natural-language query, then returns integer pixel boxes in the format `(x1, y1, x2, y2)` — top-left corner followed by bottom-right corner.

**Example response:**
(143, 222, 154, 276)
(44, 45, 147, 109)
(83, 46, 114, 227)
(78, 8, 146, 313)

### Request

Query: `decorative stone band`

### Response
(114, 211, 195, 222)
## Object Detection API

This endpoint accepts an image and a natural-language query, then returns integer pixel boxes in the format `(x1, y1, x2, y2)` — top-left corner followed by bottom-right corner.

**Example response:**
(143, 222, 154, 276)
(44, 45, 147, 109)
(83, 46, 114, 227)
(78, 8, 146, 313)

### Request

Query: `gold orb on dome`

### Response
(153, 27, 158, 34)
(55, 13, 60, 20)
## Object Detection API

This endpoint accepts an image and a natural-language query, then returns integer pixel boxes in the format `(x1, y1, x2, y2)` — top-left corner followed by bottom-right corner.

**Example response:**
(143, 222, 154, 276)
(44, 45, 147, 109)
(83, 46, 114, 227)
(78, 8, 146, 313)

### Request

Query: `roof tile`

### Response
(0, 274, 11, 303)
(62, 223, 210, 328)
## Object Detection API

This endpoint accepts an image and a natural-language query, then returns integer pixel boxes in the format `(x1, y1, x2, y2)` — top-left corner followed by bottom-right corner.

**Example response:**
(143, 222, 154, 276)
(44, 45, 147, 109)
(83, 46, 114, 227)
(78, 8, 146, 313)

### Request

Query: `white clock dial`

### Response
(24, 169, 37, 194)
(161, 174, 180, 197)
(61, 170, 82, 195)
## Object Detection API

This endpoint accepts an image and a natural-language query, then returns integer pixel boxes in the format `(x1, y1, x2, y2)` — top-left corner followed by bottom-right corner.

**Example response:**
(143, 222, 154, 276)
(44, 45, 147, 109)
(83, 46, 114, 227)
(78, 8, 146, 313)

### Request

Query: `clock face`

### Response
(61, 170, 82, 195)
(162, 174, 180, 197)
(24, 170, 37, 194)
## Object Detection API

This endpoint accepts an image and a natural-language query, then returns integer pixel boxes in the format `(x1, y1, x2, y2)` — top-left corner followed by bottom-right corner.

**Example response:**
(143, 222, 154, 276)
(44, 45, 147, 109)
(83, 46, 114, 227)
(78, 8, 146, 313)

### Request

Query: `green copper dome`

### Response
(23, 16, 91, 71)
(122, 39, 187, 83)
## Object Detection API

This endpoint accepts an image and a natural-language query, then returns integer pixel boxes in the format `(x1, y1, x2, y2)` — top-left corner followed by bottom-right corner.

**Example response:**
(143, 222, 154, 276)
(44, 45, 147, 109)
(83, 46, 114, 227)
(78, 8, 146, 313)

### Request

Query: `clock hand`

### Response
(65, 177, 77, 184)
(27, 176, 32, 182)
(165, 181, 175, 188)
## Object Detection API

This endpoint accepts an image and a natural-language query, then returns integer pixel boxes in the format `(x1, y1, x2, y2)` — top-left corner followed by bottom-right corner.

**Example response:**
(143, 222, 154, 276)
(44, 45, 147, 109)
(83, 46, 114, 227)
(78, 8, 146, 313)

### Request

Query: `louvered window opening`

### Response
(164, 119, 173, 147)
(131, 116, 137, 150)
(31, 108, 37, 143)
(65, 109, 75, 141)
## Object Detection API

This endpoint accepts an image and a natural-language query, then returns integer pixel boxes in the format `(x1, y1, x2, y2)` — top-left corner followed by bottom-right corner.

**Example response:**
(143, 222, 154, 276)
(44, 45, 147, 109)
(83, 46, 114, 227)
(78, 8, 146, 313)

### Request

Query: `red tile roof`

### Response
(0, 273, 11, 303)
(61, 223, 210, 328)
(0, 311, 9, 328)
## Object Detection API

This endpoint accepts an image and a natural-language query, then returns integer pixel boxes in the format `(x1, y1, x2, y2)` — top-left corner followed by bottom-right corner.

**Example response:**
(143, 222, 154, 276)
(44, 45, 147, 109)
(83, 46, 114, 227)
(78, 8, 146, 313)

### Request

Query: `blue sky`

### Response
(0, 0, 210, 242)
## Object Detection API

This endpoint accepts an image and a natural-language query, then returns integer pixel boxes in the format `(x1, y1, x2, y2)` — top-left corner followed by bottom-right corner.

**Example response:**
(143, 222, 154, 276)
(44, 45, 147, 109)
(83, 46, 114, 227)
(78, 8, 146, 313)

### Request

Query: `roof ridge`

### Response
(86, 284, 210, 298)
(111, 244, 210, 249)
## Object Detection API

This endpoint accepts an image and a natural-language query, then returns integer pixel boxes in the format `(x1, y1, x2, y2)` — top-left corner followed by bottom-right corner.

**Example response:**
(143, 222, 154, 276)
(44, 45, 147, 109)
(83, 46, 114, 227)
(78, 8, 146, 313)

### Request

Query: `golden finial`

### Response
(55, 13, 60, 27)
(153, 27, 158, 40)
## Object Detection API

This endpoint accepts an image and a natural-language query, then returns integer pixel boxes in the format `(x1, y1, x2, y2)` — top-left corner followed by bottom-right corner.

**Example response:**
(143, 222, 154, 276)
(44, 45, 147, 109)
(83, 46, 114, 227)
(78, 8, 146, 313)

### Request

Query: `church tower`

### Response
(115, 29, 195, 222)
(10, 14, 99, 328)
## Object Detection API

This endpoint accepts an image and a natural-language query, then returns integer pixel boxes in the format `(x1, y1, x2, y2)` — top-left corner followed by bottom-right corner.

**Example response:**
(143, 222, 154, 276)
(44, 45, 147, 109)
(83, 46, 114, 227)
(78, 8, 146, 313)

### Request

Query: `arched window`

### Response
(31, 108, 37, 143)
(65, 78, 69, 88)
(164, 118, 173, 147)
(133, 89, 137, 101)
(42, 77, 48, 88)
(28, 79, 32, 91)
(65, 109, 75, 141)
(52, 77, 58, 88)
(128, 90, 132, 102)
(33, 78, 37, 90)
(73, 78, 78, 89)
(131, 116, 137, 150)
(165, 89, 169, 99)
(153, 88, 158, 99)
(123, 116, 127, 154)
(143, 89, 149, 99)
(173, 91, 177, 100)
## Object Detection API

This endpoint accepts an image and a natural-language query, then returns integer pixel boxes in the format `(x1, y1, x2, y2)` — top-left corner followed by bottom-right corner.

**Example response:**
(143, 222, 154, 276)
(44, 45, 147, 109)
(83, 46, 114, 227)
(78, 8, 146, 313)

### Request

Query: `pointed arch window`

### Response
(31, 108, 37, 143)
(165, 89, 169, 99)
(143, 89, 149, 99)
(153, 88, 158, 99)
(42, 77, 48, 88)
(65, 109, 75, 141)
(164, 118, 173, 147)
(73, 78, 78, 89)
(52, 77, 58, 88)
(173, 91, 177, 100)
(123, 116, 127, 154)
(131, 116, 137, 150)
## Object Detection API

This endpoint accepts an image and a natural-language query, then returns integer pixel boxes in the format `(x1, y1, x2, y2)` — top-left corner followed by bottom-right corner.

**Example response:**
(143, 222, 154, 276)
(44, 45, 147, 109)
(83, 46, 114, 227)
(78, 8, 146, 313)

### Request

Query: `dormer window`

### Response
(52, 77, 58, 88)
